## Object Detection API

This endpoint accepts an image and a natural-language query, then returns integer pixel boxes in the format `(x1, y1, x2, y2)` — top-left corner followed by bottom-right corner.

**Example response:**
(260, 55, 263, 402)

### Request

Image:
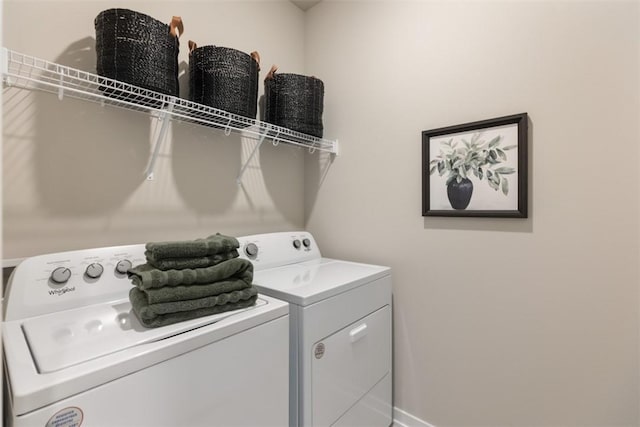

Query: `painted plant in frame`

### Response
(428, 125, 518, 210)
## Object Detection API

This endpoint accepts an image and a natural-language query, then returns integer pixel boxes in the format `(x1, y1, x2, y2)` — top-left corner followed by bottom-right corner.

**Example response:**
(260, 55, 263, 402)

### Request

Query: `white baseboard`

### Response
(393, 406, 436, 427)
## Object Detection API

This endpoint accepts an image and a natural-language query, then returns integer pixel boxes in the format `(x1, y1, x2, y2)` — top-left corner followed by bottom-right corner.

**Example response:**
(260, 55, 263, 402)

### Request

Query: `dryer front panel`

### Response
(311, 305, 391, 426)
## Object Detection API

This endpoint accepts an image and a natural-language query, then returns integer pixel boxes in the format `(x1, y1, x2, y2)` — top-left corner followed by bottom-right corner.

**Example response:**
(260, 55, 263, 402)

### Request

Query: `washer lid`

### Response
(22, 297, 268, 373)
(253, 258, 390, 306)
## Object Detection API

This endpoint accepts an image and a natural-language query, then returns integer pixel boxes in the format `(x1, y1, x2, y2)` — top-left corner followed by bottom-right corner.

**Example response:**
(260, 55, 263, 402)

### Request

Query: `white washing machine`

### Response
(238, 232, 393, 427)
(3, 244, 289, 427)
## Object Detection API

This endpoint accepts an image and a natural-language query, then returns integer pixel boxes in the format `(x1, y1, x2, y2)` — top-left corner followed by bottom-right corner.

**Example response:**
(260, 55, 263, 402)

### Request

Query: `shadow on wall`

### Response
(259, 140, 308, 226)
(170, 63, 241, 214)
(171, 121, 241, 214)
(170, 120, 307, 223)
(172, 63, 304, 222)
(33, 37, 148, 215)
(258, 94, 265, 121)
(178, 60, 189, 100)
(303, 151, 335, 225)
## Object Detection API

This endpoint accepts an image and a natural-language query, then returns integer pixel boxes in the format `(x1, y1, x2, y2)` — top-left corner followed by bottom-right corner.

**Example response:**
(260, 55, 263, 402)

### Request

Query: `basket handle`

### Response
(170, 16, 184, 38)
(250, 51, 261, 72)
(266, 65, 278, 81)
(188, 40, 197, 53)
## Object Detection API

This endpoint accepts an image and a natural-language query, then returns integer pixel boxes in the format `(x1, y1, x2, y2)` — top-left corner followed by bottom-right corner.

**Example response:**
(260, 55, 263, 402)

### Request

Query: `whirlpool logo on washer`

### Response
(48, 287, 76, 297)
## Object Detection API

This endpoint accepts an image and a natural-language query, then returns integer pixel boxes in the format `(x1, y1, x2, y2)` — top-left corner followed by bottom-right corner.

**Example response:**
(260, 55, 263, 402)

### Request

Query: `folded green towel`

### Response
(127, 258, 253, 290)
(131, 294, 258, 328)
(140, 278, 251, 304)
(131, 286, 258, 317)
(129, 286, 259, 328)
(145, 233, 240, 260)
(145, 249, 239, 271)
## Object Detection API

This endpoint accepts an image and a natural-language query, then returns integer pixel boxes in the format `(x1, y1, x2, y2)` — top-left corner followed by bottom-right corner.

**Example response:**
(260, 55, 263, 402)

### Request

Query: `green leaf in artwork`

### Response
(431, 131, 515, 197)
(488, 136, 501, 148)
(501, 177, 509, 195)
(494, 167, 516, 174)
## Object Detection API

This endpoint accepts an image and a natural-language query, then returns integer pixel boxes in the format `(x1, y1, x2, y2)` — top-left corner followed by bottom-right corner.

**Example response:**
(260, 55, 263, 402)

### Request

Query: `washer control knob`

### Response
(50, 267, 72, 284)
(115, 259, 133, 275)
(293, 239, 301, 249)
(85, 263, 104, 279)
(245, 243, 259, 257)
(302, 238, 311, 248)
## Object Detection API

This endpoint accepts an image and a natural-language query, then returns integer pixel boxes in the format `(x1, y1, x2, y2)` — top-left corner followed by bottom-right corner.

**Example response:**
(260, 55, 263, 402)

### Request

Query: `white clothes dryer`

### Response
(3, 244, 289, 427)
(238, 232, 393, 427)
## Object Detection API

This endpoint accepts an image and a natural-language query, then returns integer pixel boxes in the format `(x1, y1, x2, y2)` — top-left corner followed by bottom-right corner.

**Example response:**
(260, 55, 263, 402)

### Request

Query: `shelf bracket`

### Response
(145, 101, 175, 180)
(236, 124, 271, 185)
(224, 117, 233, 136)
(57, 65, 64, 100)
(272, 129, 281, 147)
(308, 140, 318, 154)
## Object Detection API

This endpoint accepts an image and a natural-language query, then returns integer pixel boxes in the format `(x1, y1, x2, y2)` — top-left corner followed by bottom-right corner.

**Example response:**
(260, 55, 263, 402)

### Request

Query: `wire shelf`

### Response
(1, 48, 339, 155)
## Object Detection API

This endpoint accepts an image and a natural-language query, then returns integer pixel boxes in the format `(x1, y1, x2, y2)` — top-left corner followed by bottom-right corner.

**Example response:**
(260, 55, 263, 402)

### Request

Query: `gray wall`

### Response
(3, 1, 640, 426)
(304, 1, 640, 426)
(3, 0, 307, 259)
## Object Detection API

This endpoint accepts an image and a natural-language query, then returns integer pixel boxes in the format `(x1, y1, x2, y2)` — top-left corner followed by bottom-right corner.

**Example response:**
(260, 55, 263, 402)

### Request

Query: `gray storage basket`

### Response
(95, 9, 183, 97)
(264, 66, 324, 138)
(188, 41, 260, 120)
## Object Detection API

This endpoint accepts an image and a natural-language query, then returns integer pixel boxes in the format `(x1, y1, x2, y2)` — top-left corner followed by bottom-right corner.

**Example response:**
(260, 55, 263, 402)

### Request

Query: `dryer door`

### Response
(311, 305, 391, 426)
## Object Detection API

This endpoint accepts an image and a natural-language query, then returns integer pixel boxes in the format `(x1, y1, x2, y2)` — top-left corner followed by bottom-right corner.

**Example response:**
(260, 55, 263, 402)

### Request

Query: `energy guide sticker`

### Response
(45, 407, 83, 427)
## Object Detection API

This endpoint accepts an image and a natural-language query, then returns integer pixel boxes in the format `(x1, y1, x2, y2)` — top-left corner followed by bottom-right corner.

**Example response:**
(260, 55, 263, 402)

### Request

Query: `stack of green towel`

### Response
(127, 234, 258, 328)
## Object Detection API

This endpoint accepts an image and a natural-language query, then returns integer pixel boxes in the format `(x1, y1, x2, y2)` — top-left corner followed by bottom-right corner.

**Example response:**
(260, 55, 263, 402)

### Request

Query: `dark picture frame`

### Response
(422, 113, 528, 217)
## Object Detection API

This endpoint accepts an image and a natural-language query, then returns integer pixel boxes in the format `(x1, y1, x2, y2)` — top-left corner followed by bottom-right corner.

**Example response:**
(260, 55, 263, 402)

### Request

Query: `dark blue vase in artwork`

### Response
(447, 178, 473, 210)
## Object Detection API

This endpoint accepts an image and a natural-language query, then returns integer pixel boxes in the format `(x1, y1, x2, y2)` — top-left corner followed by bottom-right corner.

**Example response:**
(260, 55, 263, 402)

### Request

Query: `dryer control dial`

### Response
(293, 239, 301, 249)
(50, 267, 71, 284)
(115, 259, 133, 275)
(302, 238, 311, 248)
(245, 243, 259, 257)
(85, 263, 104, 279)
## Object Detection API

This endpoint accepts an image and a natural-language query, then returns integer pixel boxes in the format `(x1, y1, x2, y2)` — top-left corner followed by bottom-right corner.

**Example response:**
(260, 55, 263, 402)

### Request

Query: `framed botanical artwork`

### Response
(422, 113, 528, 217)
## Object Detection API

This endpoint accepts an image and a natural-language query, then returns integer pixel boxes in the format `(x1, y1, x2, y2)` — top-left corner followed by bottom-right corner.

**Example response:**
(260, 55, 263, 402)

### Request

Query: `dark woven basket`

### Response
(264, 68, 324, 138)
(189, 43, 260, 120)
(95, 9, 181, 97)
